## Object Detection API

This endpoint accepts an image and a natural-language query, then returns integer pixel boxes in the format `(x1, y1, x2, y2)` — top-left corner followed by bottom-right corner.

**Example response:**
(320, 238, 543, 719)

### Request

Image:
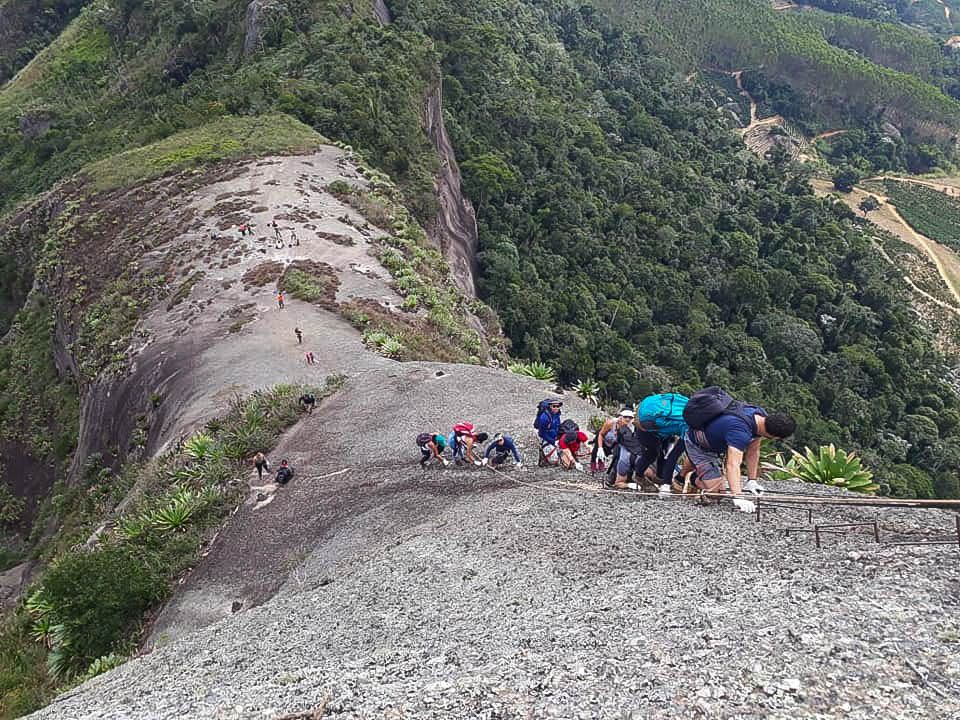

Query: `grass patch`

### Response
(0, 377, 344, 715)
(166, 271, 205, 311)
(82, 114, 328, 194)
(884, 181, 960, 253)
(278, 261, 339, 309)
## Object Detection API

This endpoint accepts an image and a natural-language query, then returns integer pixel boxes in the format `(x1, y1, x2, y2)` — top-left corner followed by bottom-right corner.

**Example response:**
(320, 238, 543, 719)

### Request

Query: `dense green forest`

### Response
(0, 0, 958, 507)
(802, 0, 960, 35)
(593, 0, 960, 146)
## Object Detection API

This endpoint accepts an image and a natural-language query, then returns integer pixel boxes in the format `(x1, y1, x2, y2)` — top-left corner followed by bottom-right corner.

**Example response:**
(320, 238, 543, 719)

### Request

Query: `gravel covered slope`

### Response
(30, 364, 960, 720)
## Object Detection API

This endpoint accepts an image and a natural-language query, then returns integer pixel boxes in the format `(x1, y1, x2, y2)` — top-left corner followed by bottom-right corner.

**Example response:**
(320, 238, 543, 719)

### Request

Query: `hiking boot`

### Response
(613, 479, 630, 490)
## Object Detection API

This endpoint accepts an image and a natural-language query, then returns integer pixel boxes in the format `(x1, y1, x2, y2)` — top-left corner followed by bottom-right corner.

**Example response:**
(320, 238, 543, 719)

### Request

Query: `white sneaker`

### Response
(658, 484, 671, 494)
(744, 479, 765, 495)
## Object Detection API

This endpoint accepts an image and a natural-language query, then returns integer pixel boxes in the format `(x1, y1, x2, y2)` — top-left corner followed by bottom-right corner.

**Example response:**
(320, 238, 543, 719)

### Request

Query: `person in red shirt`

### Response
(557, 429, 589, 471)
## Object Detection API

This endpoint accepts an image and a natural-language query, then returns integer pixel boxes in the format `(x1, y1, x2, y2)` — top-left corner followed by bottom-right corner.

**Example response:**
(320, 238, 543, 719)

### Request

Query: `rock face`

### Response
(243, 0, 275, 56)
(424, 82, 480, 297)
(372, 0, 392, 24)
(18, 109, 56, 140)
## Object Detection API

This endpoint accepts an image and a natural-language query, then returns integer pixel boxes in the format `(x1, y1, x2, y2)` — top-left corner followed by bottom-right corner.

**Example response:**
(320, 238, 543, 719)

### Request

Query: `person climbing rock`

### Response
(277, 291, 285, 309)
(417, 432, 449, 467)
(298, 392, 316, 414)
(295, 327, 303, 344)
(534, 399, 563, 466)
(612, 409, 658, 490)
(591, 412, 620, 474)
(558, 428, 589, 471)
(238, 223, 247, 237)
(252, 451, 270, 481)
(275, 459, 294, 486)
(449, 422, 488, 465)
(291, 230, 299, 246)
(679, 388, 796, 511)
(484, 433, 521, 468)
(272, 220, 281, 239)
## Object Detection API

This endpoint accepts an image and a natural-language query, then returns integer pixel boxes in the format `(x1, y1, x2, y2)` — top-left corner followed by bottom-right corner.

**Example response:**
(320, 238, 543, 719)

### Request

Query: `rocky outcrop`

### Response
(424, 82, 479, 297)
(18, 108, 56, 140)
(243, 0, 275, 56)
(372, 0, 392, 24)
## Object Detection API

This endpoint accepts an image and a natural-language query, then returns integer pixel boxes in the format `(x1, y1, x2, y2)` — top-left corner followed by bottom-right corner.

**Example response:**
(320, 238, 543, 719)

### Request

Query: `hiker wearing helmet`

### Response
(557, 428, 589, 471)
(680, 387, 797, 512)
(417, 432, 449, 467)
(484, 433, 521, 468)
(534, 399, 563, 466)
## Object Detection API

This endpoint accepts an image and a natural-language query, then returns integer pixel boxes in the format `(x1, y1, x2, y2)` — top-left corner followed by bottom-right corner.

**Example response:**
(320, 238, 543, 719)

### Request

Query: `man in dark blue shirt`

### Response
(681, 405, 795, 509)
(536, 400, 562, 465)
(485, 433, 522, 468)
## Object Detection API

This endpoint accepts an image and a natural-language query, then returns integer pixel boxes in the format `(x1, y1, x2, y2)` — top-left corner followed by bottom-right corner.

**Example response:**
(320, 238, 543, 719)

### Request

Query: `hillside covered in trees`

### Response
(0, 0, 958, 531)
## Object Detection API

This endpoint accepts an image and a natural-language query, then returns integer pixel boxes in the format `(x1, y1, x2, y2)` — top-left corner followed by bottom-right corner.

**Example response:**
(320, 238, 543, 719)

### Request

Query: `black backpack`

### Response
(533, 399, 558, 430)
(682, 386, 749, 430)
(558, 418, 579, 435)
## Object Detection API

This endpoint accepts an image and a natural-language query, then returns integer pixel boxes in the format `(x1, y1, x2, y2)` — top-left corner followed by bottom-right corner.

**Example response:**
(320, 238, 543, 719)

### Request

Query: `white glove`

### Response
(474, 460, 483, 466)
(743, 478, 765, 495)
(733, 497, 757, 514)
(596, 446, 606, 463)
(481, 458, 489, 466)
(574, 461, 584, 472)
(442, 459, 449, 467)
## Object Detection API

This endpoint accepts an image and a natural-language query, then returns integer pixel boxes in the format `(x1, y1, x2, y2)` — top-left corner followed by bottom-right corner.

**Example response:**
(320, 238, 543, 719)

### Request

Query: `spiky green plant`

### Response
(115, 514, 149, 542)
(183, 432, 215, 462)
(25, 591, 53, 620)
(380, 337, 404, 357)
(508, 362, 557, 383)
(762, 445, 878, 494)
(83, 653, 126, 680)
(148, 490, 202, 532)
(574, 379, 601, 406)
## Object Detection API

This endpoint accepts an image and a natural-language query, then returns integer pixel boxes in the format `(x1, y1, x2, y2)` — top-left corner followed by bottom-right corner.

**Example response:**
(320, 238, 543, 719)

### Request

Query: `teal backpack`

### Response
(636, 393, 689, 438)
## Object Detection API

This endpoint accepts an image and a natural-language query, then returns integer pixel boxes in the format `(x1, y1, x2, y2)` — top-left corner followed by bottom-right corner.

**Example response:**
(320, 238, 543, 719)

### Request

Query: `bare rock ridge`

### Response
(243, 0, 276, 57)
(372, 0, 479, 297)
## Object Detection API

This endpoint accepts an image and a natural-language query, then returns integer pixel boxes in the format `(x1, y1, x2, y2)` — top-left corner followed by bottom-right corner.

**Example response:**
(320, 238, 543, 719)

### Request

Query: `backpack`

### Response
(636, 393, 689, 438)
(682, 387, 749, 430)
(416, 433, 432, 446)
(533, 399, 558, 430)
(558, 418, 579, 435)
(452, 422, 474, 435)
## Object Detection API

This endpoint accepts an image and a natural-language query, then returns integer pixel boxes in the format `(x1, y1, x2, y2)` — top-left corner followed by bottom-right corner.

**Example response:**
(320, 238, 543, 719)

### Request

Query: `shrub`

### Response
(148, 490, 203, 532)
(183, 432, 215, 462)
(763, 444, 878, 494)
(35, 546, 165, 675)
(82, 653, 125, 681)
(509, 362, 557, 383)
(574, 379, 601, 406)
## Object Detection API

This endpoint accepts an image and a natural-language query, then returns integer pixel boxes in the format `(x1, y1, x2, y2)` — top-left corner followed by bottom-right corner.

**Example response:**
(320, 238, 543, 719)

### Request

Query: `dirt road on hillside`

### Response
(811, 179, 960, 307)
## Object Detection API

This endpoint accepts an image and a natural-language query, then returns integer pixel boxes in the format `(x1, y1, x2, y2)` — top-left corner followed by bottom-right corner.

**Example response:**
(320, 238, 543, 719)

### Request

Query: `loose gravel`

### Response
(29, 364, 960, 720)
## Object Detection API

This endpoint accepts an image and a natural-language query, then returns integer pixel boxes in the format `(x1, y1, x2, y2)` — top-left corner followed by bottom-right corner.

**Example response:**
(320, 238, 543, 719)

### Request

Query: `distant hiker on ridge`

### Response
(277, 291, 285, 309)
(298, 392, 316, 414)
(680, 387, 796, 512)
(275, 459, 294, 486)
(295, 327, 303, 344)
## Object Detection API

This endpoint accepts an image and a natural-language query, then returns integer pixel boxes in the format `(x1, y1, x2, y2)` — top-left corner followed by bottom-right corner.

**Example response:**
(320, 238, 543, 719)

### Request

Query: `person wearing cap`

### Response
(557, 428, 589, 471)
(483, 433, 521, 468)
(536, 400, 563, 466)
(611, 409, 660, 490)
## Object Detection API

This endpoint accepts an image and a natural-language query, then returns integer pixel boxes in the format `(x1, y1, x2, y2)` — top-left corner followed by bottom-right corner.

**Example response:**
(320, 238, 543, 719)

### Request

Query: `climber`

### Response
(298, 392, 316, 414)
(274, 459, 294, 486)
(484, 433, 522, 468)
(557, 428, 589, 471)
(417, 432, 449, 467)
(534, 399, 563, 466)
(680, 389, 796, 511)
(252, 451, 270, 481)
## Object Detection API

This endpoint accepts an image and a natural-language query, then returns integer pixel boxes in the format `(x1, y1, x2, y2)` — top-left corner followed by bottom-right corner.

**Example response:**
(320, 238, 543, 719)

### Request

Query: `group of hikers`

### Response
(417, 387, 797, 514)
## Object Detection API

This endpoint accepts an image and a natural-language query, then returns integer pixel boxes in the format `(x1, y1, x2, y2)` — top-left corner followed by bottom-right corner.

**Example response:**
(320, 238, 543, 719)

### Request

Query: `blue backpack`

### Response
(636, 393, 689, 438)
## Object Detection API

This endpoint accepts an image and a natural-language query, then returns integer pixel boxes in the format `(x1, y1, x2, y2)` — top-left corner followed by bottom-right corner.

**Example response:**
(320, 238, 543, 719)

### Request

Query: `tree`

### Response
(858, 195, 880, 216)
(832, 166, 861, 193)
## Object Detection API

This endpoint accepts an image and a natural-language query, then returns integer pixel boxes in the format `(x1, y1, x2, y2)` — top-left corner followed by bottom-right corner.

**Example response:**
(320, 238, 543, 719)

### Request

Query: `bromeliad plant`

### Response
(763, 444, 879, 494)
(508, 361, 557, 383)
(574, 378, 601, 406)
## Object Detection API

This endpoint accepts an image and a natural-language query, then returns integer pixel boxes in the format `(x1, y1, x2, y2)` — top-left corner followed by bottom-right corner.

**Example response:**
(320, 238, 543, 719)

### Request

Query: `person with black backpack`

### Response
(680, 387, 796, 512)
(534, 399, 563, 466)
(298, 392, 316, 414)
(274, 459, 294, 486)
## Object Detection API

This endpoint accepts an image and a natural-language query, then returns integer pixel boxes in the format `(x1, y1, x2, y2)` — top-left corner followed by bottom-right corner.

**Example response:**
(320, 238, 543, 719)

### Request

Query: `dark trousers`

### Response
(656, 438, 686, 483)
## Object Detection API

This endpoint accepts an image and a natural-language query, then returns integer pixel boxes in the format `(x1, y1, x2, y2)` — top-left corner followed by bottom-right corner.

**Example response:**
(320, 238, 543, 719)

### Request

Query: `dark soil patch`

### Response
(318, 231, 354, 246)
(203, 200, 253, 219)
(242, 261, 284, 289)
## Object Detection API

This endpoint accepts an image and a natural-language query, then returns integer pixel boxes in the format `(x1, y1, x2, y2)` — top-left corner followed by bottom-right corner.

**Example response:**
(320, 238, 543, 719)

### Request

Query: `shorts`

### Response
(491, 452, 510, 466)
(683, 430, 724, 484)
(419, 444, 431, 460)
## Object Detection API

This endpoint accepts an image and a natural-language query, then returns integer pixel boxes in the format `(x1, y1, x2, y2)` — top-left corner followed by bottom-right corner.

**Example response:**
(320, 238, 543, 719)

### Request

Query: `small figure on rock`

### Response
(484, 433, 521, 469)
(298, 392, 316, 414)
(291, 230, 299, 246)
(272, 219, 281, 239)
(275, 459, 294, 486)
(238, 223, 247, 237)
(295, 327, 303, 344)
(304, 350, 316, 364)
(417, 432, 449, 467)
(277, 291, 285, 309)
(252, 451, 270, 481)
